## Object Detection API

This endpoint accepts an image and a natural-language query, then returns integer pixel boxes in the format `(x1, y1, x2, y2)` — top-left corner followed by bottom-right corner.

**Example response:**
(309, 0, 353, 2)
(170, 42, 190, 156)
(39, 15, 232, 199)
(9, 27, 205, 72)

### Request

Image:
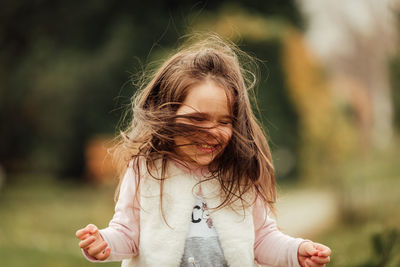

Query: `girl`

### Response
(76, 35, 331, 267)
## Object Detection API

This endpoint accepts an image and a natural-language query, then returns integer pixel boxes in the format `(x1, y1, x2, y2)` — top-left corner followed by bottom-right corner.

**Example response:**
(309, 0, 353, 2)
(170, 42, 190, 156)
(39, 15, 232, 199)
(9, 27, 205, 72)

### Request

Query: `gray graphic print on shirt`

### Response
(180, 196, 228, 267)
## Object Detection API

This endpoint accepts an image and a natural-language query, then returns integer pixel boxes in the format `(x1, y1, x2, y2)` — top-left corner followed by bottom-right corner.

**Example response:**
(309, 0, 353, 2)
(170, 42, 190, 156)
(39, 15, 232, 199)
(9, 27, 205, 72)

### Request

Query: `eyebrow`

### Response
(180, 112, 234, 120)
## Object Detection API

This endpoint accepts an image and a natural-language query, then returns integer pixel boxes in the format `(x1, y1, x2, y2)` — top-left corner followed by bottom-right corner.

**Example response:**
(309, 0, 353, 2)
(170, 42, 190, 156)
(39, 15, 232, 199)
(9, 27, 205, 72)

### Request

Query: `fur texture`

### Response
(122, 161, 258, 267)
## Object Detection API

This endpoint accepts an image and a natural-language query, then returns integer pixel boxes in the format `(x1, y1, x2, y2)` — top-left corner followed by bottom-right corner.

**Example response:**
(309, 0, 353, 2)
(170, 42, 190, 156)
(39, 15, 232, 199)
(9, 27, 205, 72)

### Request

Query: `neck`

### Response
(172, 159, 210, 178)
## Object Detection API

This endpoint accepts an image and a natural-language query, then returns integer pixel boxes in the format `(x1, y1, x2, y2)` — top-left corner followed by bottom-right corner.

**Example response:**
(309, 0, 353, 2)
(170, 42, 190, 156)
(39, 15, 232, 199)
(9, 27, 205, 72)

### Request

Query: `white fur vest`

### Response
(121, 161, 258, 267)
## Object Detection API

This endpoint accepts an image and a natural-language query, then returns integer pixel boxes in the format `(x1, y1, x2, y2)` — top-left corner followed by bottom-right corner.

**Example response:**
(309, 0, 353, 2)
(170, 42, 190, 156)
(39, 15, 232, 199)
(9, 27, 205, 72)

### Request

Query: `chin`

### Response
(193, 156, 214, 166)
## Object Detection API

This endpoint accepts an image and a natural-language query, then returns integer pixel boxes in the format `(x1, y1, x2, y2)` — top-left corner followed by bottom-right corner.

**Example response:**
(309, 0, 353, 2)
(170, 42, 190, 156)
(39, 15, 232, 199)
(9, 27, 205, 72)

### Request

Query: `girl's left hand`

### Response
(298, 241, 331, 267)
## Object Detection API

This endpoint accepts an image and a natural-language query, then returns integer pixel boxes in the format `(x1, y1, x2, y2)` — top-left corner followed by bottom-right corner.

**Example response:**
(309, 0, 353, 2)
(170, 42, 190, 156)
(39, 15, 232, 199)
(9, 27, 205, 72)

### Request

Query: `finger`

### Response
(95, 247, 111, 261)
(316, 245, 331, 257)
(93, 230, 103, 241)
(79, 236, 96, 249)
(311, 256, 330, 264)
(76, 227, 91, 239)
(298, 256, 307, 267)
(305, 242, 318, 256)
(81, 233, 92, 240)
(87, 224, 98, 234)
(299, 241, 315, 257)
(88, 241, 108, 256)
(305, 258, 324, 267)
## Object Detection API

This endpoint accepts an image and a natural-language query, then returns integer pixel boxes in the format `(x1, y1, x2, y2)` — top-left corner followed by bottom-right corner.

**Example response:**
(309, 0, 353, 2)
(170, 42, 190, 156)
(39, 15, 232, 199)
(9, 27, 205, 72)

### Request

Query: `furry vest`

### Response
(121, 162, 258, 267)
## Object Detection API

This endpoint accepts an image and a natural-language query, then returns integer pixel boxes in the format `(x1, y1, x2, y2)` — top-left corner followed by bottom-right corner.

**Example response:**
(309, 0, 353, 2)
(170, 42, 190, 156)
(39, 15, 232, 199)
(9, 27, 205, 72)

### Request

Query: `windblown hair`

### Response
(113, 34, 276, 213)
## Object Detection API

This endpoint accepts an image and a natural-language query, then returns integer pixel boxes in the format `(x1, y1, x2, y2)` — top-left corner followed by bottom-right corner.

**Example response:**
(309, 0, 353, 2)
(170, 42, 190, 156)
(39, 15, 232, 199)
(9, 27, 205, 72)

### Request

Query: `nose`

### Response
(205, 122, 229, 141)
(206, 125, 219, 137)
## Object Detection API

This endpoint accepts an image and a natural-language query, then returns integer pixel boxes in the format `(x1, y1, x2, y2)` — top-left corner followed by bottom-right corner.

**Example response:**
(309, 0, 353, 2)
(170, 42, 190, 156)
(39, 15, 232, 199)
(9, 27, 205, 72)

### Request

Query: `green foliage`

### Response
(0, 0, 302, 178)
(243, 40, 300, 179)
(317, 139, 400, 267)
(356, 228, 400, 267)
(390, 56, 400, 130)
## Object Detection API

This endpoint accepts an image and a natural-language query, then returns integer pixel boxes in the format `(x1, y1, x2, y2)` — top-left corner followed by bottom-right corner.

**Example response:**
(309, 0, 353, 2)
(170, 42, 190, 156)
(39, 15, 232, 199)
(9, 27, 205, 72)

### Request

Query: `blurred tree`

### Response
(297, 0, 399, 149)
(282, 31, 358, 182)
(390, 9, 400, 131)
(390, 57, 400, 130)
(0, 0, 302, 178)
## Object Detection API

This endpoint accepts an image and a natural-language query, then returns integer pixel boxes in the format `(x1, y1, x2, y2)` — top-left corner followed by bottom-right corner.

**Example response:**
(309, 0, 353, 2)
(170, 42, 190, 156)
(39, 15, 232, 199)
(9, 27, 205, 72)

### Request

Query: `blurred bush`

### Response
(357, 228, 400, 267)
(0, 1, 302, 180)
(390, 56, 400, 130)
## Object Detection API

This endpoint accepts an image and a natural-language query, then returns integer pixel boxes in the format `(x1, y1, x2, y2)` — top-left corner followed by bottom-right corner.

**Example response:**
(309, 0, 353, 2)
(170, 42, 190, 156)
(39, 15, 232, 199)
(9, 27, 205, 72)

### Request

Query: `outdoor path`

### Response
(272, 188, 339, 239)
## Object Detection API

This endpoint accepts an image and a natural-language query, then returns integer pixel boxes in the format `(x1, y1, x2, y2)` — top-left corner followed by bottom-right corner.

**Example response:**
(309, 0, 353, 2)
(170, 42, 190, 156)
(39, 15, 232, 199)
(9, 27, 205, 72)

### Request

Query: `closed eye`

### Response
(190, 117, 206, 122)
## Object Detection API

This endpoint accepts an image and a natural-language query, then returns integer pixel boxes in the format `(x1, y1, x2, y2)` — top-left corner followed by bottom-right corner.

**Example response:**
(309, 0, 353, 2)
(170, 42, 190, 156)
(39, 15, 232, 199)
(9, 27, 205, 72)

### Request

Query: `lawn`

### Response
(0, 174, 120, 267)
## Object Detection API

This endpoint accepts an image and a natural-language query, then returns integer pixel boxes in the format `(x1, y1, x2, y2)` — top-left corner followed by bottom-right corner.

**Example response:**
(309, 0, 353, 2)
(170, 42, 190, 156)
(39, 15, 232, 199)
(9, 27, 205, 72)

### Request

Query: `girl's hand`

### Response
(76, 224, 111, 261)
(298, 241, 331, 267)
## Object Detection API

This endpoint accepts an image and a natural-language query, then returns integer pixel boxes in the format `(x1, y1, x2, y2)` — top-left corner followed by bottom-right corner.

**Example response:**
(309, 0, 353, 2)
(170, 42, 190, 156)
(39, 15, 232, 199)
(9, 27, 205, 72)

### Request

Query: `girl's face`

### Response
(174, 80, 233, 167)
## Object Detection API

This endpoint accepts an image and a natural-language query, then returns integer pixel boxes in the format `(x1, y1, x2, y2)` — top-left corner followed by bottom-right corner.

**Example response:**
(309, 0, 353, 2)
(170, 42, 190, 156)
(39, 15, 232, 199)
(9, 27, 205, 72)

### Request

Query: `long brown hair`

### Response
(112, 33, 276, 213)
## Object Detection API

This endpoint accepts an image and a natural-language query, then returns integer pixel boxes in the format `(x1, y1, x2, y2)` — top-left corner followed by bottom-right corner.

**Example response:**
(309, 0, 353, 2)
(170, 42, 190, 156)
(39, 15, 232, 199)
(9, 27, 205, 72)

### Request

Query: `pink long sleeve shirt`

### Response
(84, 163, 304, 267)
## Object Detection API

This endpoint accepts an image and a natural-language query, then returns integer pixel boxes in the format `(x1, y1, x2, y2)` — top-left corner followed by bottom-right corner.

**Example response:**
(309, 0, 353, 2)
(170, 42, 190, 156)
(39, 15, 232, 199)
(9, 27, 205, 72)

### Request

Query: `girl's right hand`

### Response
(76, 224, 111, 261)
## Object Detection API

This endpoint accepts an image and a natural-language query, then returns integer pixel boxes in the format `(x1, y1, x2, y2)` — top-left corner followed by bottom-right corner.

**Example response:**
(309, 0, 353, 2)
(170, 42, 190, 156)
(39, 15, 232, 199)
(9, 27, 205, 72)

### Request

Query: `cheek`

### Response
(219, 126, 233, 144)
(174, 136, 187, 147)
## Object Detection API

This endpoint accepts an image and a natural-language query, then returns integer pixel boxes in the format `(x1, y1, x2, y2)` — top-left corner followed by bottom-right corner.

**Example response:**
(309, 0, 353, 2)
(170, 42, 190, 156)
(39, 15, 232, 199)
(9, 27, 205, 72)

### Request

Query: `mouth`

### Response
(195, 143, 218, 153)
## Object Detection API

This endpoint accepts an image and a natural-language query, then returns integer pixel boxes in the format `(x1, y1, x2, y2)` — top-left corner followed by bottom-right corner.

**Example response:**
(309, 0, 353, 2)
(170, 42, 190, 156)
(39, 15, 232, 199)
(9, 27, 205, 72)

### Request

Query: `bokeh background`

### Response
(1, 0, 400, 266)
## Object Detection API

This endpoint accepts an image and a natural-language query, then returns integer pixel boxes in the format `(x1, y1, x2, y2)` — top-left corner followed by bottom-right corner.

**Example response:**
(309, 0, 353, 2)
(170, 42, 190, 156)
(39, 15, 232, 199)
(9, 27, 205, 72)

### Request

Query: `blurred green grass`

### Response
(0, 175, 120, 267)
(0, 141, 399, 266)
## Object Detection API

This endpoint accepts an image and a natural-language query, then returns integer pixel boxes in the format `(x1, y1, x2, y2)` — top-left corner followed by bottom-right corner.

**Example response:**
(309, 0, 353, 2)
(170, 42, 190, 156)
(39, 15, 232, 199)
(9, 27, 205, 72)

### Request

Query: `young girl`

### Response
(76, 35, 331, 267)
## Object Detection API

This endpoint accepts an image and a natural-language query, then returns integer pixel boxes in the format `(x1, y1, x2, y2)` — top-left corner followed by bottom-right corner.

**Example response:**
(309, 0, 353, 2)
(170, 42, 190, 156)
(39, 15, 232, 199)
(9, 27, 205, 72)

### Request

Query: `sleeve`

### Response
(253, 197, 304, 267)
(82, 165, 140, 262)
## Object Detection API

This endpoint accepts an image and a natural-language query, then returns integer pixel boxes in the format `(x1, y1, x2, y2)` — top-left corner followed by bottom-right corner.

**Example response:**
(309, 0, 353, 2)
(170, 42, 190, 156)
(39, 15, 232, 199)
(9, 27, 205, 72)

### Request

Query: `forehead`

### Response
(177, 80, 232, 116)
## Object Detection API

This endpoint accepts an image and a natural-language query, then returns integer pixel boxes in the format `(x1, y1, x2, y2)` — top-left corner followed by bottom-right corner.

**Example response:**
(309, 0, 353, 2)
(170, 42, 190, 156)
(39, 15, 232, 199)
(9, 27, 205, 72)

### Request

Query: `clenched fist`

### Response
(76, 224, 111, 261)
(298, 241, 331, 267)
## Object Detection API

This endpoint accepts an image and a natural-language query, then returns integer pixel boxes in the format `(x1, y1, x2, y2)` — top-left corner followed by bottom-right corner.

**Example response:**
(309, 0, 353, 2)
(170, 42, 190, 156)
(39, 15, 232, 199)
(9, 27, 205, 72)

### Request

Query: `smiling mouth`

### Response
(196, 144, 218, 153)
